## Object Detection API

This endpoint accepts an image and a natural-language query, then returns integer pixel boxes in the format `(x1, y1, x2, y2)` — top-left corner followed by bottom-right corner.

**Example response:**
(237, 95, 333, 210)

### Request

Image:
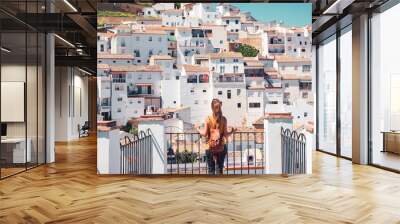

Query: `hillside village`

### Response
(97, 3, 314, 133)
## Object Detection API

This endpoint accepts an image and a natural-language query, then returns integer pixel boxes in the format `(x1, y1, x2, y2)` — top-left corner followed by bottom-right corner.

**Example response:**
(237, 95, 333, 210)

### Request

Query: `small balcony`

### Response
(213, 73, 244, 83)
(113, 78, 126, 83)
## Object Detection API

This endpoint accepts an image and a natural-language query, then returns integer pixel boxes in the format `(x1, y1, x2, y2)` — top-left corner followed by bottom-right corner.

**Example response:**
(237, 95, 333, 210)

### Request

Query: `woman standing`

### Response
(195, 99, 235, 175)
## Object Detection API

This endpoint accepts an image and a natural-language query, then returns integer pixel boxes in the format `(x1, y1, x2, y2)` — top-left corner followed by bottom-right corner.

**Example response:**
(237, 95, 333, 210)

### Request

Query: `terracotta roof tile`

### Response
(265, 113, 293, 120)
(110, 65, 162, 73)
(275, 55, 311, 63)
(182, 64, 209, 73)
(97, 64, 110, 69)
(239, 37, 262, 49)
(98, 53, 134, 59)
(209, 51, 243, 59)
(150, 55, 173, 60)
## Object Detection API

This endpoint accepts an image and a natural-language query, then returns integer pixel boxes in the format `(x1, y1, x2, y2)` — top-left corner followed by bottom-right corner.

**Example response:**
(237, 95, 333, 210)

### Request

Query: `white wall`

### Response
(54, 67, 89, 141)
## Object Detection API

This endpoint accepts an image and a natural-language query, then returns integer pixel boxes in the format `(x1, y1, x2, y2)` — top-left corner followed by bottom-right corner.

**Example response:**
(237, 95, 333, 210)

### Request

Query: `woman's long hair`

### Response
(211, 98, 222, 124)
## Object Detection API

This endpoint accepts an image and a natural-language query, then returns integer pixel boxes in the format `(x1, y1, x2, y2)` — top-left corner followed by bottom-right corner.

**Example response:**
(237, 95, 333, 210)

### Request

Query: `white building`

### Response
(161, 9, 184, 26)
(97, 64, 112, 121)
(109, 65, 163, 125)
(246, 87, 266, 126)
(97, 32, 112, 53)
(273, 55, 312, 79)
(219, 15, 241, 34)
(175, 27, 212, 65)
(97, 53, 135, 65)
(285, 27, 312, 58)
(180, 64, 212, 124)
(190, 3, 218, 24)
(209, 52, 247, 127)
(110, 29, 168, 65)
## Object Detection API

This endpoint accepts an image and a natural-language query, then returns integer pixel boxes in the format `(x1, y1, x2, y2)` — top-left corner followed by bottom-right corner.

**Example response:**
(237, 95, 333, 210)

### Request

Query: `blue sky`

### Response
(231, 3, 312, 27)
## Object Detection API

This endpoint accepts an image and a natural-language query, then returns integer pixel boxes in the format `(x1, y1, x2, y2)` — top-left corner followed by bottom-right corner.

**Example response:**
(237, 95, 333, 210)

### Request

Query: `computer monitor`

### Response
(1, 123, 7, 137)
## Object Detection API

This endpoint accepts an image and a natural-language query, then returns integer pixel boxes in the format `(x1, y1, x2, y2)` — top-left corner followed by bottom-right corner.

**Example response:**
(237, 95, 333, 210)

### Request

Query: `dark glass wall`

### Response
(0, 0, 46, 179)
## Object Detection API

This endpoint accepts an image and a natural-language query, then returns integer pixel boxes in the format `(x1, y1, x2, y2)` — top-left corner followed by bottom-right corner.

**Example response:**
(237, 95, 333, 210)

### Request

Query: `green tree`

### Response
(174, 3, 181, 9)
(236, 44, 259, 57)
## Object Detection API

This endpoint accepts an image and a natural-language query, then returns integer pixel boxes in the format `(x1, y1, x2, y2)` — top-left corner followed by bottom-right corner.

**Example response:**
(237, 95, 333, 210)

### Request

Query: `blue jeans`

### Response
(206, 145, 227, 175)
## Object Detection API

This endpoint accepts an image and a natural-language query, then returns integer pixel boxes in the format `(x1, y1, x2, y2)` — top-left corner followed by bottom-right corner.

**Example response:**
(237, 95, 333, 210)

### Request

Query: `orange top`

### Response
(205, 115, 227, 148)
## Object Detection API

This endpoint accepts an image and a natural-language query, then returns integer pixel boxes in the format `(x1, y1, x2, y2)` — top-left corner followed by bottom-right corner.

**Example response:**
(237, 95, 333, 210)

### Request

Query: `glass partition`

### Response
(317, 35, 337, 154)
(0, 1, 46, 179)
(370, 3, 400, 171)
(339, 26, 352, 158)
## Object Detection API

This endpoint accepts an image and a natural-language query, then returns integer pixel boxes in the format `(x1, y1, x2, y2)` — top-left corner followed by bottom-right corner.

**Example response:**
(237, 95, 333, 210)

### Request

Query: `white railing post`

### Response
(138, 120, 167, 174)
(264, 113, 293, 174)
(97, 121, 121, 174)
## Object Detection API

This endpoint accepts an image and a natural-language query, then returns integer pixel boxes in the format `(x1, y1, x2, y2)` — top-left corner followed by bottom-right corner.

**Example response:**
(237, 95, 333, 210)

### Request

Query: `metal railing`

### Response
(165, 131, 264, 175)
(281, 128, 306, 174)
(120, 130, 153, 174)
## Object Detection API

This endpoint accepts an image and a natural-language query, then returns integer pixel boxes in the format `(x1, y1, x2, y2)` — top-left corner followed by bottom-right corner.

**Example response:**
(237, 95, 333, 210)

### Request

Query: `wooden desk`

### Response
(382, 131, 400, 154)
(1, 138, 31, 164)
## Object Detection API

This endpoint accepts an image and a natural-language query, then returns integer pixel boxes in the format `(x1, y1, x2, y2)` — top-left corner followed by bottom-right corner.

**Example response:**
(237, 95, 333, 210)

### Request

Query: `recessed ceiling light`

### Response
(54, 34, 75, 48)
(63, 0, 78, 12)
(1, 47, 11, 53)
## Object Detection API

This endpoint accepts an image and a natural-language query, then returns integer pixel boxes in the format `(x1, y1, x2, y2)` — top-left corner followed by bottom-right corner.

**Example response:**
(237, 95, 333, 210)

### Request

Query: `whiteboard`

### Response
(1, 82, 25, 122)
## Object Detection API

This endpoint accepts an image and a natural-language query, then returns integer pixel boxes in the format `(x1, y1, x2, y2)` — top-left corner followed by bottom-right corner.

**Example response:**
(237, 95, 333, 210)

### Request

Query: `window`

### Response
(301, 49, 306, 52)
(233, 58, 238, 62)
(218, 91, 222, 95)
(268, 101, 278, 104)
(187, 75, 197, 83)
(148, 36, 152, 41)
(203, 89, 206, 93)
(220, 40, 223, 44)
(287, 37, 292, 41)
(227, 90, 231, 99)
(220, 58, 225, 63)
(233, 66, 238, 73)
(294, 48, 297, 52)
(220, 66, 225, 73)
(340, 27, 353, 158)
(235, 20, 239, 24)
(297, 33, 301, 37)
(226, 20, 229, 24)
(158, 37, 162, 42)
(117, 108, 121, 112)
(117, 97, 123, 102)
(100, 44, 104, 52)
(194, 100, 198, 104)
(302, 92, 308, 98)
(318, 35, 337, 155)
(136, 36, 140, 41)
(302, 65, 311, 72)
(237, 89, 241, 96)
(134, 49, 140, 57)
(138, 100, 141, 104)
(299, 41, 302, 45)
(249, 103, 261, 108)
(304, 112, 308, 117)
(199, 74, 209, 83)
(149, 50, 153, 56)
(121, 39, 126, 47)
(237, 103, 241, 108)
